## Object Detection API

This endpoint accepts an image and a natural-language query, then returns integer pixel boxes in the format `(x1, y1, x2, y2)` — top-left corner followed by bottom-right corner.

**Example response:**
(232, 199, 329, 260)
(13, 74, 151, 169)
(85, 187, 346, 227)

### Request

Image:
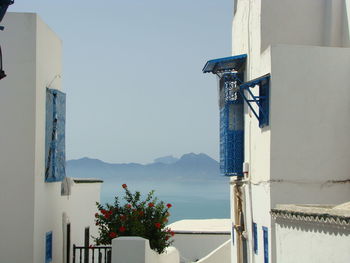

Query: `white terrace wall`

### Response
(275, 219, 350, 263)
(196, 239, 231, 263)
(172, 233, 230, 263)
(112, 237, 180, 263)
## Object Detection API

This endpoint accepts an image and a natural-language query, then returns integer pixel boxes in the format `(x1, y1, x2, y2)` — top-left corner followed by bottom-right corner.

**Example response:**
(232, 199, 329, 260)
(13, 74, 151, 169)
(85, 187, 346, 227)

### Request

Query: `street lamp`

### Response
(0, 0, 14, 24)
(0, 0, 13, 80)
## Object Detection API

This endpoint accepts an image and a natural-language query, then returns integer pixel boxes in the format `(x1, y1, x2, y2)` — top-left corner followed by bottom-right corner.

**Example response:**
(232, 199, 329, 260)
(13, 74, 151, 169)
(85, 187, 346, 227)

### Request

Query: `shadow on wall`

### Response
(276, 218, 350, 236)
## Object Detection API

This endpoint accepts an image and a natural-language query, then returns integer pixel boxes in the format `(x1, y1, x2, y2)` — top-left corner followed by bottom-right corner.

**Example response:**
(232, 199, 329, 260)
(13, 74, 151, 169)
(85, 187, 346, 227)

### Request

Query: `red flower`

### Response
(122, 184, 127, 189)
(139, 211, 144, 216)
(154, 222, 161, 229)
(148, 203, 154, 208)
(165, 236, 169, 241)
(104, 214, 110, 219)
(109, 232, 117, 238)
(95, 213, 99, 218)
(166, 228, 174, 236)
(166, 203, 172, 208)
(95, 222, 99, 226)
(119, 226, 126, 233)
(126, 204, 132, 209)
(120, 215, 127, 221)
(101, 209, 107, 215)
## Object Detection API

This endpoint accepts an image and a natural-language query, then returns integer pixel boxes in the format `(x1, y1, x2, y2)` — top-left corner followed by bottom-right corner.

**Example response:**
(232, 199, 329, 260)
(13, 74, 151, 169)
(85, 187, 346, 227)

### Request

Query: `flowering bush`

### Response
(94, 184, 174, 254)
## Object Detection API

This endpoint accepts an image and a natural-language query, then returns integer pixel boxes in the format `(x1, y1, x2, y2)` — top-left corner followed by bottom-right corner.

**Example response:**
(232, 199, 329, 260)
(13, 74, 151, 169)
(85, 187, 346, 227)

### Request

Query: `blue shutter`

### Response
(220, 73, 244, 176)
(45, 88, 66, 182)
(253, 222, 258, 254)
(45, 231, 53, 263)
(263, 227, 269, 263)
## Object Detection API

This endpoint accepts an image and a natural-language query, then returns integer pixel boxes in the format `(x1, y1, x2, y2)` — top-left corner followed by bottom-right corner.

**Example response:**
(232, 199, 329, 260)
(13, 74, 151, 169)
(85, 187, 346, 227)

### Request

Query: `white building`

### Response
(203, 0, 350, 262)
(0, 13, 102, 263)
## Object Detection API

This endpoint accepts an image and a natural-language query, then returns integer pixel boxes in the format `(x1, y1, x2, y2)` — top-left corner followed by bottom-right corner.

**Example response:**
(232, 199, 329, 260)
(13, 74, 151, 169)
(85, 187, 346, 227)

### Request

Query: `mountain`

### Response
(154, 155, 178, 164)
(66, 153, 221, 182)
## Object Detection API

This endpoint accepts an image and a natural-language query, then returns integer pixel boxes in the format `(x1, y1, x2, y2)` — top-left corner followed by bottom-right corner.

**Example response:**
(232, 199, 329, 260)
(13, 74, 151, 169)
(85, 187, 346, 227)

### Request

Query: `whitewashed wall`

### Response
(111, 237, 180, 263)
(0, 13, 102, 263)
(275, 219, 350, 263)
(230, 1, 350, 263)
(196, 239, 231, 263)
(0, 12, 37, 263)
(172, 233, 230, 263)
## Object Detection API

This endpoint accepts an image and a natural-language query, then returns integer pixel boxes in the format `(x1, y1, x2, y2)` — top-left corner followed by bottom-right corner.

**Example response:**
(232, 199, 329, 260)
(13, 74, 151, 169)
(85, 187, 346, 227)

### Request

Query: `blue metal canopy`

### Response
(202, 54, 247, 74)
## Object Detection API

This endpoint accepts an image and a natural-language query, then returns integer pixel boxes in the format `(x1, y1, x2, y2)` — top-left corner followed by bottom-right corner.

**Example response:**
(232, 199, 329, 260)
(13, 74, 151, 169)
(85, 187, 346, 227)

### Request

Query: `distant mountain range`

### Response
(66, 153, 221, 182)
(67, 153, 229, 222)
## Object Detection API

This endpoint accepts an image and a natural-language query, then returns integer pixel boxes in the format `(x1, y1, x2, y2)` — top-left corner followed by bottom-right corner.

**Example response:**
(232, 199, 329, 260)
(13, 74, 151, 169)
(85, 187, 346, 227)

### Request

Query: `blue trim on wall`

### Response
(232, 223, 235, 245)
(263, 226, 269, 263)
(253, 222, 258, 254)
(45, 231, 53, 263)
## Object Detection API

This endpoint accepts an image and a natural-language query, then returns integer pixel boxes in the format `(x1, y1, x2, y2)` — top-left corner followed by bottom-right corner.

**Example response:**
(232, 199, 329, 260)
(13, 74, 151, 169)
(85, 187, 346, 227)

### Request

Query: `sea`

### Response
(99, 179, 230, 223)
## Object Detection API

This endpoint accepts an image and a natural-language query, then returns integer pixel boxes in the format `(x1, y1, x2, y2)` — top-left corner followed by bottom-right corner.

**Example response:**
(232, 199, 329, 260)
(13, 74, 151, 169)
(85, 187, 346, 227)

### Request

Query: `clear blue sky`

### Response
(11, 0, 232, 164)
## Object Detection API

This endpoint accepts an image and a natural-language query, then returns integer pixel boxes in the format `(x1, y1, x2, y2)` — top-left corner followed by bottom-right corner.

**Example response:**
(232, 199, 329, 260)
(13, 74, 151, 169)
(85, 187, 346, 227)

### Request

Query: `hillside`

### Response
(66, 153, 222, 182)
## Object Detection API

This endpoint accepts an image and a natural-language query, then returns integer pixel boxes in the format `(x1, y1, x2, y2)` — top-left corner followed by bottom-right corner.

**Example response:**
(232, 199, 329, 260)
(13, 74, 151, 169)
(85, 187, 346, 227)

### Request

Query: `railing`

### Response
(72, 244, 112, 263)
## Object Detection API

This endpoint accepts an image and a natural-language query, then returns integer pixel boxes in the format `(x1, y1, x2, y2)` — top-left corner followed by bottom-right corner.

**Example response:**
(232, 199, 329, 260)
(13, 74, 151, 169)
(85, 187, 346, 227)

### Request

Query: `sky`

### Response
(10, 0, 233, 164)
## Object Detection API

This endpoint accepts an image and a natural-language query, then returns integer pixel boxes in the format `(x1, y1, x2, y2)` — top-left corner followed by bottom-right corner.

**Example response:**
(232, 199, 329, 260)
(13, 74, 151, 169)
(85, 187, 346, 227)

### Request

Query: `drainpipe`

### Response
(233, 179, 245, 263)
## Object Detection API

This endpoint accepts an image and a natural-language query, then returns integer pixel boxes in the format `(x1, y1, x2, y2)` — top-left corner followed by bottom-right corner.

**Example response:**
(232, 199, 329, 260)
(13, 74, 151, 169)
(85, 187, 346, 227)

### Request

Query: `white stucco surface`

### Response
(229, 1, 350, 263)
(111, 237, 180, 263)
(273, 203, 350, 263)
(0, 13, 102, 263)
(168, 219, 231, 262)
(197, 239, 231, 263)
(170, 234, 230, 263)
(168, 219, 231, 233)
(276, 222, 350, 263)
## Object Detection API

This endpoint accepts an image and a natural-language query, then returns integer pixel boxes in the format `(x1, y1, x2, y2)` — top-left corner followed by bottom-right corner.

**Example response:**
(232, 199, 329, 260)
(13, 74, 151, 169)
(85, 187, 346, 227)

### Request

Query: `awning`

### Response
(202, 54, 247, 74)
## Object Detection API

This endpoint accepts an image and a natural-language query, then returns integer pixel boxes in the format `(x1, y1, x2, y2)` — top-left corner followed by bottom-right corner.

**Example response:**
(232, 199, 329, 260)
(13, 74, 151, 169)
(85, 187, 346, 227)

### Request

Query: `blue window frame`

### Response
(262, 226, 269, 263)
(232, 223, 235, 245)
(45, 88, 66, 182)
(253, 222, 258, 254)
(45, 231, 53, 263)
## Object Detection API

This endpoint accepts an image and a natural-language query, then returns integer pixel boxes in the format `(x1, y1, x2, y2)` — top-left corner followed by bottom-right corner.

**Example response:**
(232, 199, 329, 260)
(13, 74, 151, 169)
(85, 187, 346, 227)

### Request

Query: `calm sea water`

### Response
(99, 179, 230, 223)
